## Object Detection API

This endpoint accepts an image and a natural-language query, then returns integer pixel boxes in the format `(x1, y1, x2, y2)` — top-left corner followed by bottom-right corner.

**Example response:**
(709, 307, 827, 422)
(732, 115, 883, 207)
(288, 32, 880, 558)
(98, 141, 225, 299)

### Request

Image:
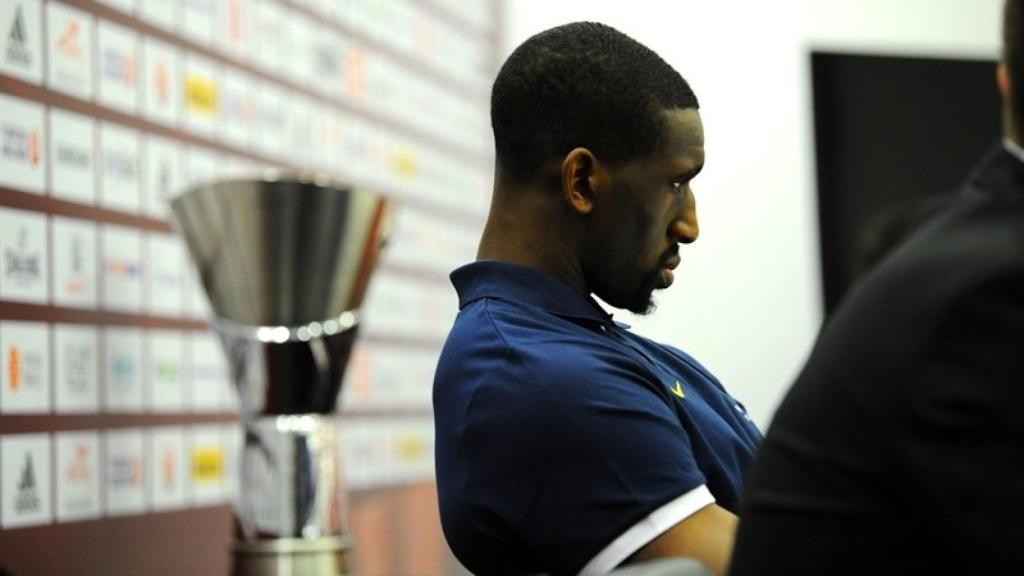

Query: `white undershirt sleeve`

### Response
(577, 484, 715, 576)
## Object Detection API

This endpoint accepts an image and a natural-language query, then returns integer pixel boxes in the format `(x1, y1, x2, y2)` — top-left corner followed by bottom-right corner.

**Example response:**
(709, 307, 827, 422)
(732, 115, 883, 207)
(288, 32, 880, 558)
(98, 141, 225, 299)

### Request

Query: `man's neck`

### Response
(476, 189, 589, 298)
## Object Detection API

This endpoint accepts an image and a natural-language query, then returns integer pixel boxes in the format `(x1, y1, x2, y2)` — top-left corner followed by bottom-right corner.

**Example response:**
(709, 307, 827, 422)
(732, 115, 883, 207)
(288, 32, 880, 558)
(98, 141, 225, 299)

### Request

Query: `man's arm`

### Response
(623, 503, 738, 576)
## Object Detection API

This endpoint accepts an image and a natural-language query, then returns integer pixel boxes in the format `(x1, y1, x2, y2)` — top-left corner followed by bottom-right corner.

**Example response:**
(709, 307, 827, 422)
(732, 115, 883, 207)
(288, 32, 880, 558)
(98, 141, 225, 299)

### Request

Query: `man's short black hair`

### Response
(1006, 0, 1024, 132)
(491, 22, 698, 183)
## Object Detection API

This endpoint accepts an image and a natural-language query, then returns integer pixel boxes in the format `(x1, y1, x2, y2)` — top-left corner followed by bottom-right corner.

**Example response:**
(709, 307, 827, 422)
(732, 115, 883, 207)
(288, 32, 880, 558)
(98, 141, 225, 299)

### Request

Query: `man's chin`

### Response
(624, 271, 664, 315)
(599, 272, 661, 315)
(625, 290, 658, 315)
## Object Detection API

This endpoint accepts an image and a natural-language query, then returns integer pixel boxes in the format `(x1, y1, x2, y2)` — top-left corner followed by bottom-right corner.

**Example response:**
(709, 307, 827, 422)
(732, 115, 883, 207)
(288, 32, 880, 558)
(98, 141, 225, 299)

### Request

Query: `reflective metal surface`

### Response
(219, 320, 359, 416)
(233, 535, 351, 576)
(170, 176, 394, 326)
(240, 415, 345, 540)
(171, 177, 392, 576)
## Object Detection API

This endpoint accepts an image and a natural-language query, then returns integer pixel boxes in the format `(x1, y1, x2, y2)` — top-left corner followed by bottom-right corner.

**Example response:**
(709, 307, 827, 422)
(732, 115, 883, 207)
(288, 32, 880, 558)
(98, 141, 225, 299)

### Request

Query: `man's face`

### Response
(584, 108, 704, 314)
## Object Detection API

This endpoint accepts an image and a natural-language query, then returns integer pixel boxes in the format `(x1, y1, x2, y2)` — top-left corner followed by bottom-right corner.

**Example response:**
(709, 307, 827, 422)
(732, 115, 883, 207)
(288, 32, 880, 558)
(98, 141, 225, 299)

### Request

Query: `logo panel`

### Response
(0, 207, 47, 304)
(1, 433, 52, 527)
(142, 135, 182, 218)
(96, 19, 138, 114)
(49, 108, 96, 203)
(55, 431, 101, 521)
(101, 225, 143, 312)
(253, 0, 290, 76)
(190, 425, 225, 504)
(310, 26, 343, 99)
(190, 333, 230, 412)
(146, 233, 183, 316)
(46, 2, 93, 99)
(254, 82, 286, 158)
(285, 95, 314, 167)
(184, 146, 220, 190)
(1, 0, 43, 84)
(104, 429, 146, 515)
(0, 321, 50, 413)
(103, 327, 144, 412)
(215, 0, 248, 58)
(149, 426, 187, 510)
(313, 103, 344, 173)
(181, 0, 215, 47)
(54, 324, 99, 413)
(52, 216, 98, 308)
(98, 122, 140, 212)
(218, 68, 254, 148)
(148, 330, 183, 412)
(0, 93, 46, 194)
(183, 54, 218, 136)
(142, 37, 181, 126)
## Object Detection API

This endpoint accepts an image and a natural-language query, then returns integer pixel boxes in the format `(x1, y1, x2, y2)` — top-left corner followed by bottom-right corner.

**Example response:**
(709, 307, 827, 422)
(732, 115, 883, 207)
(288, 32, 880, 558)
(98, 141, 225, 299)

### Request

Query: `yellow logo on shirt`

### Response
(671, 381, 685, 399)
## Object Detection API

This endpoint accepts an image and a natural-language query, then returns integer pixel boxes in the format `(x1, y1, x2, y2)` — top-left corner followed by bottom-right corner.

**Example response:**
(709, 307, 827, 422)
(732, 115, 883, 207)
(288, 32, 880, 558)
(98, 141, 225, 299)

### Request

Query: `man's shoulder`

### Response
(443, 297, 612, 366)
(436, 298, 668, 407)
(443, 296, 564, 351)
(913, 148, 1024, 280)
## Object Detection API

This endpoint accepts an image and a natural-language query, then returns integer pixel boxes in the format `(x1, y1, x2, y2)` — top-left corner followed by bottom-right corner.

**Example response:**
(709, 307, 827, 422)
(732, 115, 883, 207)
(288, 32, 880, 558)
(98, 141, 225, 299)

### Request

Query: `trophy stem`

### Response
(218, 325, 358, 576)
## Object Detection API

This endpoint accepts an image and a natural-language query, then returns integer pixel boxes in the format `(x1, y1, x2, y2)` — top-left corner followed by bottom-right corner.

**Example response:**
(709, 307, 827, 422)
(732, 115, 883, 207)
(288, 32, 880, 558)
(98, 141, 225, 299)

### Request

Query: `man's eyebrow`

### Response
(674, 164, 704, 181)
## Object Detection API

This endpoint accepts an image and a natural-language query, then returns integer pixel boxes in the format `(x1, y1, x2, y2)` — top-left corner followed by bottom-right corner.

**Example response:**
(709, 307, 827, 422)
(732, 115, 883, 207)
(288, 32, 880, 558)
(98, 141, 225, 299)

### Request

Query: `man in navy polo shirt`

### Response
(434, 22, 761, 576)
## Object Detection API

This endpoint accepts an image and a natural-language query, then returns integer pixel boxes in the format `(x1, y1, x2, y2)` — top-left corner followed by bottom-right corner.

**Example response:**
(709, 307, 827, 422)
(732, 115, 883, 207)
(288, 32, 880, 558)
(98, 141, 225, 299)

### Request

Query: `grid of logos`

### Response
(0, 416, 435, 528)
(0, 320, 236, 414)
(0, 424, 241, 528)
(0, 207, 212, 313)
(0, 1, 493, 215)
(0, 0, 492, 534)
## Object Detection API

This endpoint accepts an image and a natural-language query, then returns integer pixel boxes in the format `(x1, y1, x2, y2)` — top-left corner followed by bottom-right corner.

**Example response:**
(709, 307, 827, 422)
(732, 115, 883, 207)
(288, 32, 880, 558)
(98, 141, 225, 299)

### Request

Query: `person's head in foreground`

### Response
(482, 21, 703, 314)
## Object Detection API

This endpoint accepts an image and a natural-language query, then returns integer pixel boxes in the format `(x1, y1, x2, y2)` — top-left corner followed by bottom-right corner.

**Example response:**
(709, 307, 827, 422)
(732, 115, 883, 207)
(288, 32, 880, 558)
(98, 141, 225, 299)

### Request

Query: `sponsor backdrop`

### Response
(0, 0, 497, 574)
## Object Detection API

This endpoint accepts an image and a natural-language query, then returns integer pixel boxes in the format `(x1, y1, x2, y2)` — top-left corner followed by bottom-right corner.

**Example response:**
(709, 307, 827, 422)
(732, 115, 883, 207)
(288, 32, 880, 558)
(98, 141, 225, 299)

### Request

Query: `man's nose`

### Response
(672, 193, 699, 244)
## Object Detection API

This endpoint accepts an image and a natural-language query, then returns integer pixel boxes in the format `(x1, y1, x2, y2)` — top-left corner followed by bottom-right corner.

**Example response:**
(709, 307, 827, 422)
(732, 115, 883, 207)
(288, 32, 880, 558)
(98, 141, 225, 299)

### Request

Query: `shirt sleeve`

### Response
(578, 484, 715, 575)
(506, 345, 713, 575)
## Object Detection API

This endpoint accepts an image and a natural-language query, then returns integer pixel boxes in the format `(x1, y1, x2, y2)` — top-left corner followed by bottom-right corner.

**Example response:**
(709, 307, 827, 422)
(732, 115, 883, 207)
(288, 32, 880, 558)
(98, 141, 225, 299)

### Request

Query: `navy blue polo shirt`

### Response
(434, 261, 761, 576)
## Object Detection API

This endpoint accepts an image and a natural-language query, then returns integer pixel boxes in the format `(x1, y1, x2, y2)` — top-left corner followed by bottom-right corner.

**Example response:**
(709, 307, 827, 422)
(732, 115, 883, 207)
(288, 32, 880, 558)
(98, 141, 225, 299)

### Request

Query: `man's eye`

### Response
(670, 181, 684, 193)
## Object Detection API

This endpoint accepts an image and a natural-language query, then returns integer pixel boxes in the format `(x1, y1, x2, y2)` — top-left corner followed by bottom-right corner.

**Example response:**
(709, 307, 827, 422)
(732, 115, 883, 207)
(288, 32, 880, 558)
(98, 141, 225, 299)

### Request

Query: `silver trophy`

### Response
(172, 176, 394, 576)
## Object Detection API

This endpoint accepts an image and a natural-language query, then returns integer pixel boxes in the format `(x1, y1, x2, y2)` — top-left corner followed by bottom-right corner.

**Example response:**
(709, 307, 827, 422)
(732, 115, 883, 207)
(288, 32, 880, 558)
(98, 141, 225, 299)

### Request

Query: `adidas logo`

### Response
(5, 6, 31, 67)
(15, 454, 41, 513)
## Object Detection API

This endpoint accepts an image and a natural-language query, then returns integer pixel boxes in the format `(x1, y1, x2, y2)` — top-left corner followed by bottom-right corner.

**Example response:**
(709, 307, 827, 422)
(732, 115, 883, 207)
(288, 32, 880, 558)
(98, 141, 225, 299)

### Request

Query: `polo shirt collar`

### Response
(451, 260, 614, 326)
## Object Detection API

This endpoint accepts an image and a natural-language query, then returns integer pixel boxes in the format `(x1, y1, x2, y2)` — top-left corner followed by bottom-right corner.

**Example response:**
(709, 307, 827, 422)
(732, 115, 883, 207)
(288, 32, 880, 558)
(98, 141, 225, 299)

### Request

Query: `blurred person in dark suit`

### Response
(851, 193, 956, 279)
(730, 2, 1024, 574)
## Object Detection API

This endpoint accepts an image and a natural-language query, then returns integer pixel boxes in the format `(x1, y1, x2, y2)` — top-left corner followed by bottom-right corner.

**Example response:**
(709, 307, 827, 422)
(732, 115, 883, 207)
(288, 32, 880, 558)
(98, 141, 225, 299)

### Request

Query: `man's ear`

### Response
(561, 148, 608, 215)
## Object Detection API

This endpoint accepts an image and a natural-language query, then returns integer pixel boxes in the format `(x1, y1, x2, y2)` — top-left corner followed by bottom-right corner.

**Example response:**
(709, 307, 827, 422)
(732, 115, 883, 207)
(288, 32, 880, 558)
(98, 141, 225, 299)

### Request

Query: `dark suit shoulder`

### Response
(830, 151, 1024, 351)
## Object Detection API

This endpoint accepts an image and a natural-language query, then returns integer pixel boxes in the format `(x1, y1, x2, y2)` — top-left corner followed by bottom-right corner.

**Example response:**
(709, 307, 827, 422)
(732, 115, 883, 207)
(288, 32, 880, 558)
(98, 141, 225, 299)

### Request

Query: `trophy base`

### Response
(232, 536, 353, 576)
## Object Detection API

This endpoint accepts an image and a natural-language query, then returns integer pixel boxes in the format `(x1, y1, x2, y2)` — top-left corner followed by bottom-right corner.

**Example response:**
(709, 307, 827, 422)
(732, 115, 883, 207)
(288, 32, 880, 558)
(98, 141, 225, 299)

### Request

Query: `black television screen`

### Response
(812, 51, 1001, 314)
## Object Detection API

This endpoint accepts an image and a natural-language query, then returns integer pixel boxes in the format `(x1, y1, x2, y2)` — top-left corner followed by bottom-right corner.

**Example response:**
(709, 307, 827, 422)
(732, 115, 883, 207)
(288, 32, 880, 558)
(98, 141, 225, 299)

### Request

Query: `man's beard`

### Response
(624, 266, 663, 315)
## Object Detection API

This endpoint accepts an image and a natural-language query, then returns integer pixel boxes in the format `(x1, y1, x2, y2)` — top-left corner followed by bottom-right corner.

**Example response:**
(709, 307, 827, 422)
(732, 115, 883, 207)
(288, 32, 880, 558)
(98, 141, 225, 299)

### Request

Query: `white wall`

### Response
(500, 0, 1003, 428)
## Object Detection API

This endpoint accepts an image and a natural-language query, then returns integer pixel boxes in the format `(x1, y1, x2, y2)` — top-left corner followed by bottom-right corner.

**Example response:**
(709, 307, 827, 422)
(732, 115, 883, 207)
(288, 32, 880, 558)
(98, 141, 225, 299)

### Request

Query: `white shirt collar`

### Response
(1003, 137, 1024, 164)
